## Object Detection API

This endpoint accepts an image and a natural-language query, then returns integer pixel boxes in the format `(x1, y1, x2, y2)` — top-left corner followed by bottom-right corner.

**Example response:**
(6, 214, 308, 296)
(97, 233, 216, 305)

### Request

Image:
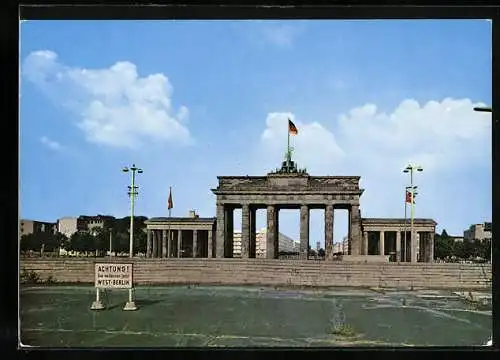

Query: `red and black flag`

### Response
(405, 190, 414, 204)
(168, 187, 173, 210)
(288, 118, 298, 135)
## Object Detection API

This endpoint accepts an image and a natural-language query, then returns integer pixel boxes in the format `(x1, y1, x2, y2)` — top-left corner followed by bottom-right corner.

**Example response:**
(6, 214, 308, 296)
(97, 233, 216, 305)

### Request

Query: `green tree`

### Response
(67, 231, 95, 255)
(20, 233, 41, 253)
(44, 232, 68, 254)
(133, 229, 147, 255)
(318, 248, 325, 257)
(434, 230, 454, 260)
(92, 227, 110, 257)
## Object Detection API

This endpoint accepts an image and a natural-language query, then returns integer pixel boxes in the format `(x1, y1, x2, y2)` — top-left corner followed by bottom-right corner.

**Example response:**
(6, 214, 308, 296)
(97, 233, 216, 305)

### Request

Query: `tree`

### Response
(318, 248, 325, 257)
(434, 230, 454, 260)
(44, 232, 68, 253)
(67, 231, 95, 255)
(92, 227, 110, 257)
(20, 234, 41, 253)
(133, 229, 147, 255)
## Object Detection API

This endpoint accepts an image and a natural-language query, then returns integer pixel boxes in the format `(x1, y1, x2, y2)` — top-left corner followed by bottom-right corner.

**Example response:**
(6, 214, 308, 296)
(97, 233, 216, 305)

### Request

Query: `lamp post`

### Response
(122, 164, 142, 311)
(122, 164, 143, 258)
(403, 164, 423, 263)
(473, 106, 493, 265)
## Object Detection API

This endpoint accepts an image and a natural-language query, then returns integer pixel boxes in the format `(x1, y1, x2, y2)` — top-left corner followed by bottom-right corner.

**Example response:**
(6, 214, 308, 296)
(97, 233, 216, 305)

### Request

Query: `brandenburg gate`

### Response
(211, 159, 364, 260)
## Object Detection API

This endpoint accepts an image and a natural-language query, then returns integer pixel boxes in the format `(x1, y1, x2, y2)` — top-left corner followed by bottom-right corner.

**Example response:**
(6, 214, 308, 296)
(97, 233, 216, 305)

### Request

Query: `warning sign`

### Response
(94, 263, 133, 289)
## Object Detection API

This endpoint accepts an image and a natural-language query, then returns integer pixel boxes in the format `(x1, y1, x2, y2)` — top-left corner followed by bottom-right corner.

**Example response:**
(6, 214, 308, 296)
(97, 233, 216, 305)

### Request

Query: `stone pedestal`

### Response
(123, 301, 137, 311)
(90, 300, 104, 310)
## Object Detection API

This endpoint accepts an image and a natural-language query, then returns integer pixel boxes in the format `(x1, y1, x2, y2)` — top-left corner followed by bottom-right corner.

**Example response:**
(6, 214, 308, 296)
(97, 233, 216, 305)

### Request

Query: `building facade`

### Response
(20, 220, 57, 237)
(464, 222, 492, 242)
(233, 228, 299, 258)
(57, 215, 115, 238)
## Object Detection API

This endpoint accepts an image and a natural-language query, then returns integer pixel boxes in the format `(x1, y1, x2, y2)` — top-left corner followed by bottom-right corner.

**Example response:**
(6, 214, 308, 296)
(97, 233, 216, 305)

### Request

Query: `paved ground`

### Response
(20, 285, 492, 347)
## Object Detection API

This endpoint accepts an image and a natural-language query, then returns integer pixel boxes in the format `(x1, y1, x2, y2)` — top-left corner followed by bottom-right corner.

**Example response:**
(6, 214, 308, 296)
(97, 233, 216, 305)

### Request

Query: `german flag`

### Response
(288, 118, 298, 135)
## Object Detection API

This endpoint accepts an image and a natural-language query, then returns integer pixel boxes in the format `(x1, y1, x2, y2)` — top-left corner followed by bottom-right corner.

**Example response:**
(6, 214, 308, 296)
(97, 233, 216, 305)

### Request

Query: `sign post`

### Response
(91, 263, 137, 311)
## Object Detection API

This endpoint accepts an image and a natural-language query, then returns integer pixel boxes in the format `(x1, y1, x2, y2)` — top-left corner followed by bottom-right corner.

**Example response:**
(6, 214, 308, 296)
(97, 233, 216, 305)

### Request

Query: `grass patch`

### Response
(327, 323, 356, 337)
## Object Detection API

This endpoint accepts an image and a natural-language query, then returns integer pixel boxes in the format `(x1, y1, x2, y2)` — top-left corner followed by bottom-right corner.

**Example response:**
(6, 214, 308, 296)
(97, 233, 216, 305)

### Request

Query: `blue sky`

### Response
(20, 20, 492, 247)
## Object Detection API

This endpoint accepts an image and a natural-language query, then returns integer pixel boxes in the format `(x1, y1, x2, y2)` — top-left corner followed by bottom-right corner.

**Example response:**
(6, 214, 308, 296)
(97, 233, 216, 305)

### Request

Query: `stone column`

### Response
(266, 205, 277, 259)
(146, 229, 152, 258)
(418, 232, 425, 262)
(410, 230, 417, 263)
(300, 205, 310, 260)
(241, 204, 250, 258)
(177, 230, 182, 258)
(429, 231, 435, 263)
(349, 205, 362, 255)
(324, 205, 334, 259)
(396, 231, 401, 262)
(249, 207, 257, 258)
(162, 230, 167, 258)
(152, 231, 158, 258)
(208, 230, 213, 258)
(215, 203, 225, 258)
(193, 230, 198, 258)
(379, 231, 385, 256)
(363, 231, 369, 255)
(167, 230, 172, 258)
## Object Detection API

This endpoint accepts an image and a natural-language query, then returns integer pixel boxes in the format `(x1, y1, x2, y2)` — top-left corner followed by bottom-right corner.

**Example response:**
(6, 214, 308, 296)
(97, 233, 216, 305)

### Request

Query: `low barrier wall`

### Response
(20, 258, 492, 290)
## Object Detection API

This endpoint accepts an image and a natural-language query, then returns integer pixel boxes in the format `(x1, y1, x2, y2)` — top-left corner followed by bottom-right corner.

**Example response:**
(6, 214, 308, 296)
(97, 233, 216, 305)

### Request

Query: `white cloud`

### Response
(256, 98, 491, 227)
(40, 136, 62, 151)
(22, 50, 192, 149)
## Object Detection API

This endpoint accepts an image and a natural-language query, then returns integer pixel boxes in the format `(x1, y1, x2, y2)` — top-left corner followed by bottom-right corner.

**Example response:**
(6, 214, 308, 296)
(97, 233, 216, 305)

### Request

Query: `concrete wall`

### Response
(20, 258, 492, 290)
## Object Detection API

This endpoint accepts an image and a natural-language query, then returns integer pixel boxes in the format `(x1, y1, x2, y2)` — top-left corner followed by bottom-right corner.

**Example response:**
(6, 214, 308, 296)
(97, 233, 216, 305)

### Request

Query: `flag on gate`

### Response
(288, 118, 298, 135)
(168, 187, 173, 210)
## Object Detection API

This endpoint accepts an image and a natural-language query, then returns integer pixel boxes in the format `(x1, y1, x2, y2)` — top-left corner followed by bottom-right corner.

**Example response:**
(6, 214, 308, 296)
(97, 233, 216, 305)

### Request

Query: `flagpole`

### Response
(168, 187, 172, 258)
(403, 188, 408, 262)
(287, 121, 291, 169)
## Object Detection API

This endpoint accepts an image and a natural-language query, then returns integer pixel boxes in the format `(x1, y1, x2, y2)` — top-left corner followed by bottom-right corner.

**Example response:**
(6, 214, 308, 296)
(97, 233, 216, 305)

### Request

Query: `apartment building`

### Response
(57, 215, 115, 238)
(233, 228, 300, 258)
(20, 220, 57, 237)
(464, 222, 492, 242)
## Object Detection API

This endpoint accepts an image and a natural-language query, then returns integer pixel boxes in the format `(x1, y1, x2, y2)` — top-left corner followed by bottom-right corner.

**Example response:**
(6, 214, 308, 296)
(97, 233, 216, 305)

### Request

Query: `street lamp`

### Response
(122, 164, 143, 258)
(473, 106, 493, 265)
(403, 164, 423, 263)
(122, 164, 142, 311)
